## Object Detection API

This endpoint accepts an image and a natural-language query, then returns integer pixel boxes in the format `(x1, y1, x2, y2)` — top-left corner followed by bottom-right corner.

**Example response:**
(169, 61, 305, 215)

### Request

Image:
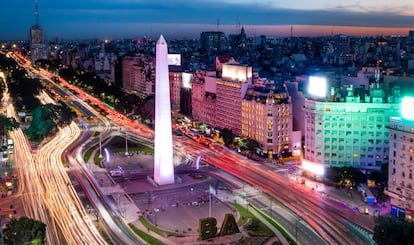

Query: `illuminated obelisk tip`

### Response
(154, 34, 175, 185)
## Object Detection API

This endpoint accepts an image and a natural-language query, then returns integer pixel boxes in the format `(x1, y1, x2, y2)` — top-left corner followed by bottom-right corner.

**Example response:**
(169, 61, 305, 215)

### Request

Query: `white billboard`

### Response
(222, 64, 252, 83)
(308, 76, 327, 98)
(182, 72, 192, 88)
(168, 54, 181, 66)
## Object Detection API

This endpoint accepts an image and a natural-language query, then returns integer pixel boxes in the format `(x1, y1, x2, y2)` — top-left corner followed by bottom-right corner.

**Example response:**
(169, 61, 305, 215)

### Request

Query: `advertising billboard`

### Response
(308, 76, 327, 98)
(401, 96, 414, 120)
(168, 54, 181, 66)
(182, 72, 192, 88)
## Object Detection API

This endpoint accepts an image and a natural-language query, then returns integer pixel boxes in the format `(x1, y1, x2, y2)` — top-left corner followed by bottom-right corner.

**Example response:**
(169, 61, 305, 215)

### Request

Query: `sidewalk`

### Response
(291, 175, 390, 217)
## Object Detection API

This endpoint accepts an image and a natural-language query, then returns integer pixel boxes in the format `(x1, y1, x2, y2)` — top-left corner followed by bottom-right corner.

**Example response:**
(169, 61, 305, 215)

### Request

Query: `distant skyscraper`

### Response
(200, 31, 226, 53)
(30, 0, 45, 62)
(154, 35, 175, 185)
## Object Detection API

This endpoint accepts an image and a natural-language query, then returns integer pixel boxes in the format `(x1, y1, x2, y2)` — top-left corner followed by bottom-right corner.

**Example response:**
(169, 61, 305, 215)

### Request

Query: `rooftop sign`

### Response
(308, 76, 327, 98)
(401, 96, 414, 121)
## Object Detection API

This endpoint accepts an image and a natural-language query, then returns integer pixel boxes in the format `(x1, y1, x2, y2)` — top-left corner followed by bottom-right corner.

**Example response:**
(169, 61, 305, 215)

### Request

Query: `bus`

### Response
(357, 183, 377, 204)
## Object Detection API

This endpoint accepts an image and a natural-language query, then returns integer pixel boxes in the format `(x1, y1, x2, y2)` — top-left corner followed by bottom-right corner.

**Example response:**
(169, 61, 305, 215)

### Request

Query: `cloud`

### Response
(2, 0, 414, 40)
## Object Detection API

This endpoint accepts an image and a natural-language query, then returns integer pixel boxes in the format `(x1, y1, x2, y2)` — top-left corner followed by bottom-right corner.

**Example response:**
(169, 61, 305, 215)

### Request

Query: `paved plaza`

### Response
(90, 148, 389, 244)
(93, 152, 241, 238)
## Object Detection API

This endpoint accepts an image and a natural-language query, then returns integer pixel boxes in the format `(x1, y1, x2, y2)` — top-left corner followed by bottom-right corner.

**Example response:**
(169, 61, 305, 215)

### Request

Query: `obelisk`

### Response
(154, 35, 175, 185)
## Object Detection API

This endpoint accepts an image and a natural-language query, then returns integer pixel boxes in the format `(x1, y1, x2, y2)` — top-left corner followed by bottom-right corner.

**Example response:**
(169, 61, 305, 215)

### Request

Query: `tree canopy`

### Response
(0, 115, 19, 132)
(3, 216, 46, 245)
(373, 216, 414, 245)
(325, 166, 367, 187)
(220, 128, 235, 146)
(26, 103, 76, 142)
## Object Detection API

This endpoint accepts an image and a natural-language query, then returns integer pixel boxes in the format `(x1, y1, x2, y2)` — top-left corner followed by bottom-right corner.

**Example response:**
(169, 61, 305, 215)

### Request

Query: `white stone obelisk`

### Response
(154, 35, 175, 185)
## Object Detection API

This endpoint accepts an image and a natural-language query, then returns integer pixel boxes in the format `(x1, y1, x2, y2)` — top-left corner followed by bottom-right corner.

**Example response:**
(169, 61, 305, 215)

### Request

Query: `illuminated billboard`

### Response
(168, 54, 181, 66)
(401, 96, 414, 121)
(302, 159, 325, 176)
(308, 76, 327, 98)
(182, 72, 192, 89)
(222, 64, 252, 83)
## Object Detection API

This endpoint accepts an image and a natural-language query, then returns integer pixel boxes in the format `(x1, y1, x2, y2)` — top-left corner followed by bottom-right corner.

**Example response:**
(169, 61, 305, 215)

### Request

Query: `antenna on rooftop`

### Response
(35, 0, 39, 27)
(291, 25, 293, 38)
(217, 17, 219, 32)
(236, 16, 239, 34)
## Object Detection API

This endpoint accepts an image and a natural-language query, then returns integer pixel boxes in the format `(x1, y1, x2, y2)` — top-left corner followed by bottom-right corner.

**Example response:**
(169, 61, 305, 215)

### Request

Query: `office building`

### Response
(303, 83, 401, 172)
(242, 85, 292, 158)
(215, 64, 252, 136)
(386, 116, 414, 221)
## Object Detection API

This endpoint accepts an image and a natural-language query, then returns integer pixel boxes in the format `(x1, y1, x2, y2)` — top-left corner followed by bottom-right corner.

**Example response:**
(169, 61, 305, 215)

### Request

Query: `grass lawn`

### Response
(128, 223, 164, 245)
(106, 136, 153, 154)
(232, 203, 274, 237)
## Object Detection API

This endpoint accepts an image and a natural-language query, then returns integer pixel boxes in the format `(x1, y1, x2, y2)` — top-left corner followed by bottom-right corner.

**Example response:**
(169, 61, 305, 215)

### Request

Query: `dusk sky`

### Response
(2, 0, 414, 40)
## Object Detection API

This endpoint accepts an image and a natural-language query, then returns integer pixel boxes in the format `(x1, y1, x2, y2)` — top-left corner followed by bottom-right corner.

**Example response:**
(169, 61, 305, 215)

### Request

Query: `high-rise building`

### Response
(303, 83, 401, 172)
(180, 72, 193, 116)
(94, 43, 118, 84)
(215, 64, 252, 136)
(199, 31, 227, 68)
(122, 55, 155, 98)
(154, 35, 175, 186)
(30, 0, 45, 63)
(199, 31, 226, 54)
(168, 64, 183, 112)
(191, 70, 217, 127)
(242, 86, 292, 158)
(386, 116, 414, 221)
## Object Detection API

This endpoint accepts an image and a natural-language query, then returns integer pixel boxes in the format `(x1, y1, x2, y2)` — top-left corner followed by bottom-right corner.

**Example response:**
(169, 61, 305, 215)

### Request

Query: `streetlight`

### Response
(295, 218, 302, 244)
(270, 199, 273, 219)
(98, 124, 103, 159)
(124, 128, 129, 156)
(154, 208, 160, 226)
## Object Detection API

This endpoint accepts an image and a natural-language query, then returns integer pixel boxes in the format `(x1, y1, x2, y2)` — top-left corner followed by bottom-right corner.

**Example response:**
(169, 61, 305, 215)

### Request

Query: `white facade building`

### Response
(386, 117, 414, 221)
(303, 99, 399, 171)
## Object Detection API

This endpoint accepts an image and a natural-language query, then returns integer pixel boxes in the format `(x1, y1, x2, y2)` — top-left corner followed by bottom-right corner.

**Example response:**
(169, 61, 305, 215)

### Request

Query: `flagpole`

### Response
(209, 191, 212, 217)
(209, 185, 212, 217)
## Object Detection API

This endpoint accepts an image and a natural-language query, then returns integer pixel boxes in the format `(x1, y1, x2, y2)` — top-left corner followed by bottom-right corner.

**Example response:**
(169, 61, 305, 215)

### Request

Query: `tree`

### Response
(369, 170, 383, 185)
(220, 128, 235, 146)
(373, 216, 414, 245)
(0, 115, 18, 131)
(325, 166, 366, 187)
(246, 139, 259, 152)
(376, 185, 388, 202)
(26, 105, 57, 141)
(381, 163, 389, 183)
(3, 216, 46, 245)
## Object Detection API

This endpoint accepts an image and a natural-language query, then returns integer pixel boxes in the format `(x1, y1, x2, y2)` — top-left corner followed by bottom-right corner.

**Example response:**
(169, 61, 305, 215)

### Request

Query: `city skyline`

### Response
(1, 0, 414, 40)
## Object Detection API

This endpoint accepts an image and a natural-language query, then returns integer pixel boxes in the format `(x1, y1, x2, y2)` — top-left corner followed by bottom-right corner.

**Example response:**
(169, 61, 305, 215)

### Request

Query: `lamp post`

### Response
(154, 208, 159, 226)
(124, 129, 129, 156)
(98, 124, 102, 159)
(295, 218, 302, 244)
